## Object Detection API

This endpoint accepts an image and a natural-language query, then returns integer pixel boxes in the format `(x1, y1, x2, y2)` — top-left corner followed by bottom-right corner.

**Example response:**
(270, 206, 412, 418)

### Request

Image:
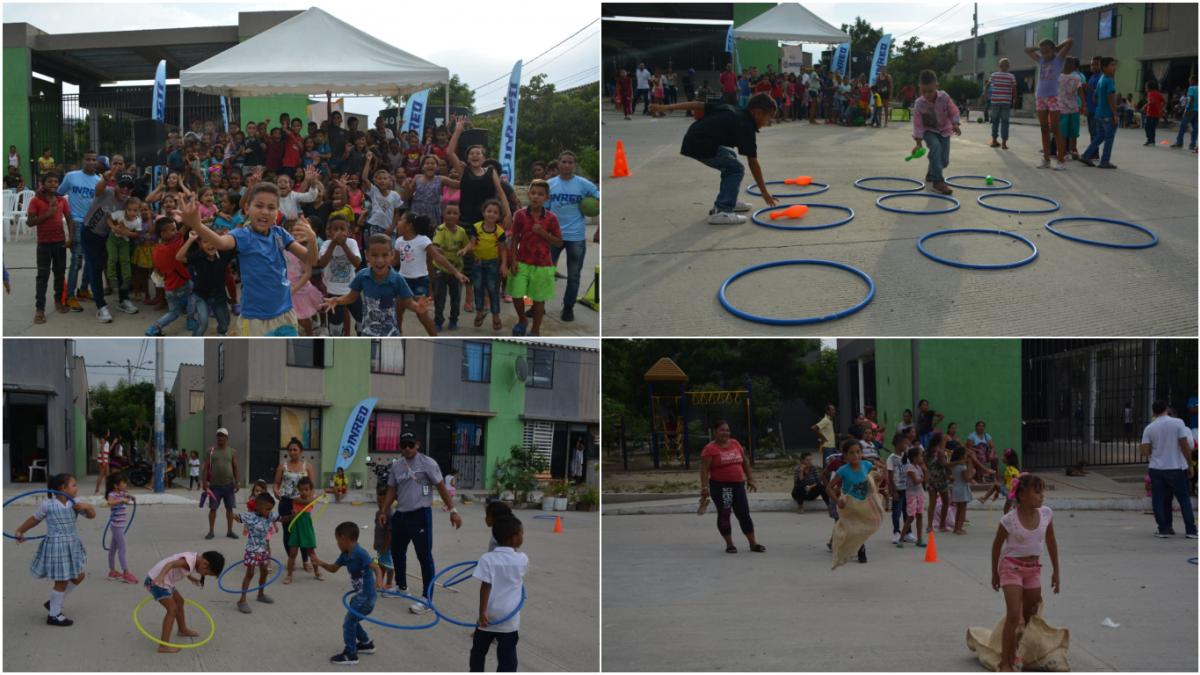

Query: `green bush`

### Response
(493, 445, 548, 502)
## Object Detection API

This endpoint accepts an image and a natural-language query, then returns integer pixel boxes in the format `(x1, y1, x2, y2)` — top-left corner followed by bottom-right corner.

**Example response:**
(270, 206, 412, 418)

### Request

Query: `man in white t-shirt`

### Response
(634, 63, 652, 116)
(1140, 399, 1196, 538)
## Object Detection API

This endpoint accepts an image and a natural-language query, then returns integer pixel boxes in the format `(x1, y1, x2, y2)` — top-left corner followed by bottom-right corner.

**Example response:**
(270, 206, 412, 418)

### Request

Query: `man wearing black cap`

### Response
(376, 431, 461, 615)
(80, 166, 140, 322)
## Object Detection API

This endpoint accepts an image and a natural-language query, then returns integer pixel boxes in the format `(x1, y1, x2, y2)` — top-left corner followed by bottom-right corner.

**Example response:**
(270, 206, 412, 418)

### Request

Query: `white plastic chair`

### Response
(2, 189, 17, 241)
(14, 189, 35, 239)
(28, 458, 48, 482)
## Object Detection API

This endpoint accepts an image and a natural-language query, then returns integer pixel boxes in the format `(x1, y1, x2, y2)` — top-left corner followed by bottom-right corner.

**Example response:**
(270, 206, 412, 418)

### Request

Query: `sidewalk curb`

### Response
(602, 495, 1166, 515)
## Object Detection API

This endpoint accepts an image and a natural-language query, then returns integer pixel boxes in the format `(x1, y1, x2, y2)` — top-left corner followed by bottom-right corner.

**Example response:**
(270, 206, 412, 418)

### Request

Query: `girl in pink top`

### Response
(698, 421, 765, 554)
(282, 217, 323, 335)
(911, 69, 962, 196)
(144, 550, 225, 653)
(989, 473, 1060, 672)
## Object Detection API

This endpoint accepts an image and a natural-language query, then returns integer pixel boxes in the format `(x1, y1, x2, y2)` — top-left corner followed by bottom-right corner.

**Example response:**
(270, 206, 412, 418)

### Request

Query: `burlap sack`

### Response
(966, 602, 1071, 671)
(830, 474, 883, 569)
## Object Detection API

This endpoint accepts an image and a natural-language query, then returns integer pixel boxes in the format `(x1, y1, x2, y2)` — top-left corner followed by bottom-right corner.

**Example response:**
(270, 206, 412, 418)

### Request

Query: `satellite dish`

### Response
(514, 356, 529, 383)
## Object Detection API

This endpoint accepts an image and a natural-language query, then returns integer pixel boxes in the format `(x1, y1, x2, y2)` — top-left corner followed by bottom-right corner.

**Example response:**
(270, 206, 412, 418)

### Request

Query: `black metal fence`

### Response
(1021, 339, 1198, 469)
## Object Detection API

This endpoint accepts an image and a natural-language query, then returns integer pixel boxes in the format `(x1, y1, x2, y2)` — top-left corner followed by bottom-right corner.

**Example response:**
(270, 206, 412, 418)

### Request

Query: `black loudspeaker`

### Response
(133, 119, 167, 168)
(455, 128, 489, 163)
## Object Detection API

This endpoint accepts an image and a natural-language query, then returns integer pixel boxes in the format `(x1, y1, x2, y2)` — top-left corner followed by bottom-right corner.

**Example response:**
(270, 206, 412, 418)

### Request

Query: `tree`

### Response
(942, 76, 982, 103)
(382, 74, 476, 114)
(888, 38, 958, 93)
(471, 74, 600, 182)
(840, 17, 884, 79)
(89, 381, 175, 453)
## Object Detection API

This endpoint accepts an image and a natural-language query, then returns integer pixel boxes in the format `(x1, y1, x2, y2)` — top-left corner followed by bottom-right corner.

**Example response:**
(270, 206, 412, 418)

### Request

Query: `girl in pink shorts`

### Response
(990, 473, 1061, 672)
(900, 447, 927, 547)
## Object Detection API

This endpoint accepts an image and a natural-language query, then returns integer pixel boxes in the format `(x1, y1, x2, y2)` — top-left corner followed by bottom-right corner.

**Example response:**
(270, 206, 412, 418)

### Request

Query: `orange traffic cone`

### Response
(924, 530, 938, 563)
(553, 516, 563, 534)
(611, 139, 630, 178)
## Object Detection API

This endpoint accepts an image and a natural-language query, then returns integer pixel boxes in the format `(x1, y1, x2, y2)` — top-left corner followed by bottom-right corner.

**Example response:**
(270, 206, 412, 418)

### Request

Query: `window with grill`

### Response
(523, 421, 555, 471)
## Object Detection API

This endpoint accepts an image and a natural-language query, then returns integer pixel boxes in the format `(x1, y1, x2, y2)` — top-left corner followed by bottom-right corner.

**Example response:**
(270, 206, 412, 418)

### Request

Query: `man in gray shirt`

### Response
(376, 431, 461, 614)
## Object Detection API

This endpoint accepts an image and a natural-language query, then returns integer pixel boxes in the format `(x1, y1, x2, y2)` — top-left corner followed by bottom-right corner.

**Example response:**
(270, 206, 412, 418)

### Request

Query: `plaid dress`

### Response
(30, 498, 87, 581)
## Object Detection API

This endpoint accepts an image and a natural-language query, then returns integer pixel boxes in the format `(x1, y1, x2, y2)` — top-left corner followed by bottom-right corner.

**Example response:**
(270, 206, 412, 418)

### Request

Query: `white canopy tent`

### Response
(732, 3, 849, 45)
(179, 7, 450, 131)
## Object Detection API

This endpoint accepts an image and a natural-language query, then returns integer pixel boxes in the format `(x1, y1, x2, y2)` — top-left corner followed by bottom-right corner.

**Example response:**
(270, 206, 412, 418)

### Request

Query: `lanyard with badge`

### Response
(402, 456, 431, 496)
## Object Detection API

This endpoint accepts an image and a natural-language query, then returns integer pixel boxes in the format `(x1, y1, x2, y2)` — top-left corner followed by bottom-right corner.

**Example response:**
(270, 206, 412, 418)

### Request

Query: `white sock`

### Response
(48, 590, 64, 617)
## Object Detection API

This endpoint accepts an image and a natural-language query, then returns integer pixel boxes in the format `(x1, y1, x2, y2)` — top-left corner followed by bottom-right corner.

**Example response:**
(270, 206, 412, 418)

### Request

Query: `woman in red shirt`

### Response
(699, 421, 765, 553)
(1142, 80, 1166, 146)
(616, 69, 634, 120)
(282, 118, 304, 175)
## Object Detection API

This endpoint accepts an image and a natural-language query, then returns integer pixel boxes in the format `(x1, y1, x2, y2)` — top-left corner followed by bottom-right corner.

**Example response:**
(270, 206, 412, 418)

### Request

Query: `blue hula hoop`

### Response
(853, 176, 925, 193)
(531, 514, 561, 520)
(718, 260, 875, 326)
(750, 203, 855, 231)
(943, 175, 1013, 190)
(916, 229, 1039, 270)
(443, 561, 478, 589)
(1044, 216, 1158, 249)
(746, 180, 830, 198)
(343, 589, 441, 631)
(976, 192, 1060, 214)
(875, 192, 960, 215)
(217, 556, 284, 594)
(3, 489, 77, 541)
(101, 498, 137, 551)
(426, 560, 526, 629)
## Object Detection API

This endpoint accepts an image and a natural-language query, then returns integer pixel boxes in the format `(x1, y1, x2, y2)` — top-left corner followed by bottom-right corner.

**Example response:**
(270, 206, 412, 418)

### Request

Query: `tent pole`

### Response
(445, 83, 450, 128)
(180, 86, 184, 134)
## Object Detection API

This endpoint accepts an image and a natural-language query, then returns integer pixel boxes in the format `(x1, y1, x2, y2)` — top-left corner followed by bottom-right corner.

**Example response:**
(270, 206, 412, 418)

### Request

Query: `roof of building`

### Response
(644, 357, 689, 383)
(498, 339, 599, 353)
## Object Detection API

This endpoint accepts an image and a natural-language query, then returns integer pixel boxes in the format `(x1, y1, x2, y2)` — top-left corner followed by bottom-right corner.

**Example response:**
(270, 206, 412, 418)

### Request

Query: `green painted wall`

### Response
(873, 339, 913, 453)
(238, 95, 311, 129)
(1113, 5, 1145, 98)
(322, 340, 372, 484)
(177, 412, 206, 458)
(733, 4, 778, 76)
(915, 340, 1022, 462)
(485, 341, 527, 490)
(72, 407, 88, 477)
(4, 47, 32, 184)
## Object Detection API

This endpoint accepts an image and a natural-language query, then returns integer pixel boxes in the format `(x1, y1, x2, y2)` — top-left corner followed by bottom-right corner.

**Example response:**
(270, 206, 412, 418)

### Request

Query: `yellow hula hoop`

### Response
(133, 595, 216, 649)
(288, 493, 330, 533)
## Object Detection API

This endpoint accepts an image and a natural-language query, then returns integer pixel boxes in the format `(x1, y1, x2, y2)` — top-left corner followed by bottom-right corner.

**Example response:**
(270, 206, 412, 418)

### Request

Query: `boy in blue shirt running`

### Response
(1080, 57, 1120, 169)
(312, 522, 382, 666)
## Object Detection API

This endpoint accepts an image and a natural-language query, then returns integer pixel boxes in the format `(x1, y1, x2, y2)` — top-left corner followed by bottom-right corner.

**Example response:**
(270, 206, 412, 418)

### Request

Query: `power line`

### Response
(894, 3, 964, 40)
(469, 18, 600, 94)
(472, 31, 600, 101)
(978, 2, 1081, 31)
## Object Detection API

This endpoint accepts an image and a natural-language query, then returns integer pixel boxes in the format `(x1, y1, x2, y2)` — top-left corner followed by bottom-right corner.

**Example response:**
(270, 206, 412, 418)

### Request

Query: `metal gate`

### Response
(1021, 339, 1198, 469)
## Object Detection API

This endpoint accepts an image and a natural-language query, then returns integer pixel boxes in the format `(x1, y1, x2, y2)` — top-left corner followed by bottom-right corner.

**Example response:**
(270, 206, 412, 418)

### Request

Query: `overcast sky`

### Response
(5, 1, 598, 115)
(605, 1, 1108, 58)
(69, 338, 600, 390)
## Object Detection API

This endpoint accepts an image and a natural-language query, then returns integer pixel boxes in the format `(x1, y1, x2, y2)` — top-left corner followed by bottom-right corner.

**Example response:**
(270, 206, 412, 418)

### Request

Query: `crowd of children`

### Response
(25, 111, 593, 336)
(12, 470, 530, 669)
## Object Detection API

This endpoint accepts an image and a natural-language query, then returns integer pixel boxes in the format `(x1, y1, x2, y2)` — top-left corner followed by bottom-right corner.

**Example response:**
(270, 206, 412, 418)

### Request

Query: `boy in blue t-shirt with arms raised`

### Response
(321, 233, 433, 336)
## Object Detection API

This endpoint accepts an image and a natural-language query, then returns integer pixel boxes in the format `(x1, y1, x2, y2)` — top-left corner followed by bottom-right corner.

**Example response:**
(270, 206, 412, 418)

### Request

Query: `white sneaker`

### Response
(116, 299, 140, 314)
(96, 306, 113, 323)
(1053, 160, 1067, 171)
(707, 211, 746, 225)
(1037, 158, 1051, 168)
(904, 533, 917, 543)
(733, 201, 753, 212)
(408, 598, 432, 615)
(891, 531, 901, 544)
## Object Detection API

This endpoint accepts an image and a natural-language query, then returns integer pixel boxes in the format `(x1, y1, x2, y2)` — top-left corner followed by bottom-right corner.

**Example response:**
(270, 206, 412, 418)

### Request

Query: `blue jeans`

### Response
(551, 239, 586, 308)
(192, 293, 230, 336)
(698, 146, 744, 213)
(66, 223, 87, 298)
(153, 282, 193, 331)
(81, 228, 119, 310)
(1148, 468, 1197, 536)
(1175, 111, 1197, 148)
(892, 489, 907, 534)
(990, 105, 1011, 141)
(1086, 112, 1098, 139)
(1082, 116, 1116, 165)
(1144, 117, 1159, 143)
(923, 132, 951, 183)
(343, 593, 375, 656)
(473, 258, 502, 314)
(391, 507, 434, 600)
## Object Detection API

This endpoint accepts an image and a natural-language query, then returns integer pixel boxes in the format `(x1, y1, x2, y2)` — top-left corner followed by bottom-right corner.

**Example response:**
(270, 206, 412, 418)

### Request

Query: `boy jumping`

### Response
(650, 93, 778, 225)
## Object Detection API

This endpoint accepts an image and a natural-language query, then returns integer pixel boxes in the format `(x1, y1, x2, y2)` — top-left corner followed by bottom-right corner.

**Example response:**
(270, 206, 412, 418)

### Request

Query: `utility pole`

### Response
(153, 341, 165, 494)
(972, 3, 979, 83)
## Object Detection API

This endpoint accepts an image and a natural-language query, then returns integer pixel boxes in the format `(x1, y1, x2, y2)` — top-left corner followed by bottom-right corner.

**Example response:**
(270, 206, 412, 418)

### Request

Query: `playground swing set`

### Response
(638, 357, 754, 470)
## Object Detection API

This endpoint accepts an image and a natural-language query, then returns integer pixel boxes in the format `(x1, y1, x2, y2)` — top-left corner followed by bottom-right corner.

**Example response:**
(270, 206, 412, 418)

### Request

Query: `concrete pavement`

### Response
(2, 222, 599, 337)
(600, 107, 1197, 336)
(3, 499, 598, 671)
(601, 510, 1197, 671)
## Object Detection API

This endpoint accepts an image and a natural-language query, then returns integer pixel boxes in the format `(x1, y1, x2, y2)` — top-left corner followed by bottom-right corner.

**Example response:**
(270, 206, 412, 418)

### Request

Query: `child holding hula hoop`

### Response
(282, 477, 323, 583)
(105, 471, 138, 584)
(143, 550, 225, 653)
(13, 473, 97, 627)
(233, 491, 279, 613)
(990, 473, 1060, 672)
(311, 521, 382, 665)
(470, 515, 528, 672)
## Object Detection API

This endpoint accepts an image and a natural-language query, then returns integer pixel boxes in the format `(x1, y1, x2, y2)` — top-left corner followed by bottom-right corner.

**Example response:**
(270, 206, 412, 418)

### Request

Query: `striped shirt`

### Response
(108, 490, 129, 526)
(988, 71, 1016, 105)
